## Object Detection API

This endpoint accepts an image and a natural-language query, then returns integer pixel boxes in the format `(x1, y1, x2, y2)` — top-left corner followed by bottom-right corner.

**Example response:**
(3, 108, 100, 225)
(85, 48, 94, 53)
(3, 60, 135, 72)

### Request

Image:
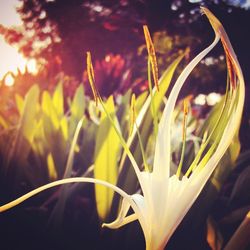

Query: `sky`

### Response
(0, 0, 33, 82)
(0, 0, 22, 27)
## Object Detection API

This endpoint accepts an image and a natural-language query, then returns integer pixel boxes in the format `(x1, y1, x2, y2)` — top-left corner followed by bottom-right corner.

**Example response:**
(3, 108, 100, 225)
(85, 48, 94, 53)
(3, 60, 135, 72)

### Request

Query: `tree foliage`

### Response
(1, 1, 249, 117)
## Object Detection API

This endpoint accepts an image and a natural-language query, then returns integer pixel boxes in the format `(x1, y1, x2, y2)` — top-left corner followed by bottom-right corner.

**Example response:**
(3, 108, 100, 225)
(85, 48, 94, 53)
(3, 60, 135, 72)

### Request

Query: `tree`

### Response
(1, 0, 249, 94)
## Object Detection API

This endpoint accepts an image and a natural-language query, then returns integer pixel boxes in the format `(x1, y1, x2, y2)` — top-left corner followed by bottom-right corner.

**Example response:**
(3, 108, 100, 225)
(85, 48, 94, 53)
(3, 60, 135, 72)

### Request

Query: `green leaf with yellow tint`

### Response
(60, 116, 69, 141)
(71, 84, 85, 120)
(6, 85, 40, 171)
(15, 94, 24, 115)
(42, 91, 60, 129)
(52, 82, 64, 117)
(0, 116, 8, 129)
(47, 152, 58, 181)
(19, 84, 40, 143)
(94, 96, 121, 220)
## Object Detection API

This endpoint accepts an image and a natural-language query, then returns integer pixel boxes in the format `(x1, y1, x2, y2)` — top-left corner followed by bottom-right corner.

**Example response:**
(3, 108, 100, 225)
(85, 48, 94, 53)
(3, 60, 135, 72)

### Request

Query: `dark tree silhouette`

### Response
(1, 0, 249, 101)
(1, 0, 248, 79)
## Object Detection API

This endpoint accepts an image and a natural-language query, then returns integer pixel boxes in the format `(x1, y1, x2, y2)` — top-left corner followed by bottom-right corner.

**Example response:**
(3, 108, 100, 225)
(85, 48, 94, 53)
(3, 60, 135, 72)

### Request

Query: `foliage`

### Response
(0, 81, 94, 197)
(1, 0, 249, 93)
(207, 150, 250, 248)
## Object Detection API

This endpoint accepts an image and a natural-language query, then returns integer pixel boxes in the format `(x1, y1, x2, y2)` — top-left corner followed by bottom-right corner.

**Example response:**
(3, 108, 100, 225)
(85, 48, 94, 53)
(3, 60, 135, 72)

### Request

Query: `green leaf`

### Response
(49, 119, 96, 226)
(71, 84, 85, 120)
(42, 91, 60, 129)
(19, 85, 40, 143)
(69, 84, 85, 139)
(5, 85, 40, 171)
(116, 90, 132, 138)
(52, 82, 64, 118)
(41, 89, 68, 178)
(94, 96, 121, 220)
(60, 116, 69, 141)
(63, 118, 84, 178)
(31, 118, 47, 155)
(15, 94, 24, 115)
(0, 115, 8, 129)
(47, 152, 58, 181)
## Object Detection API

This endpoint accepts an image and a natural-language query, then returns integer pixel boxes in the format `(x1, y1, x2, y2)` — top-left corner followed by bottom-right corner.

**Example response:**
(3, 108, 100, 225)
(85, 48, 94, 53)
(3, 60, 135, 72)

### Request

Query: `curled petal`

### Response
(103, 193, 148, 245)
(201, 7, 243, 86)
(103, 213, 138, 229)
(102, 196, 137, 229)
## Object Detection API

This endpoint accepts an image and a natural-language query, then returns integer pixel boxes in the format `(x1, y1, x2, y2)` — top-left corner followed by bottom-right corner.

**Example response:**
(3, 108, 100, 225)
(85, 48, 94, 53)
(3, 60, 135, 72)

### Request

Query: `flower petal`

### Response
(163, 7, 245, 248)
(0, 177, 133, 213)
(153, 28, 220, 178)
(102, 196, 137, 229)
(190, 6, 245, 193)
(102, 213, 138, 229)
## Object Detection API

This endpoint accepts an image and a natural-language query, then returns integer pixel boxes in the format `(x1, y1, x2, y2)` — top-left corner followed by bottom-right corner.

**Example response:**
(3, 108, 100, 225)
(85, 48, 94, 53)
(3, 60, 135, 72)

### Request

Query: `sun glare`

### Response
(5, 73, 15, 87)
(0, 36, 26, 76)
(0, 36, 38, 86)
(27, 59, 38, 74)
(0, 0, 38, 86)
(0, 0, 22, 27)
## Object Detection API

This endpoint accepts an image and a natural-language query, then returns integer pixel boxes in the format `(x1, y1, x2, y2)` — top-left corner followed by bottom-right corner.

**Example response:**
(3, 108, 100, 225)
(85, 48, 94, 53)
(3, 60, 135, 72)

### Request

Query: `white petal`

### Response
(102, 195, 137, 229)
(153, 34, 220, 178)
(103, 213, 137, 229)
(189, 6, 245, 205)
(0, 177, 133, 213)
